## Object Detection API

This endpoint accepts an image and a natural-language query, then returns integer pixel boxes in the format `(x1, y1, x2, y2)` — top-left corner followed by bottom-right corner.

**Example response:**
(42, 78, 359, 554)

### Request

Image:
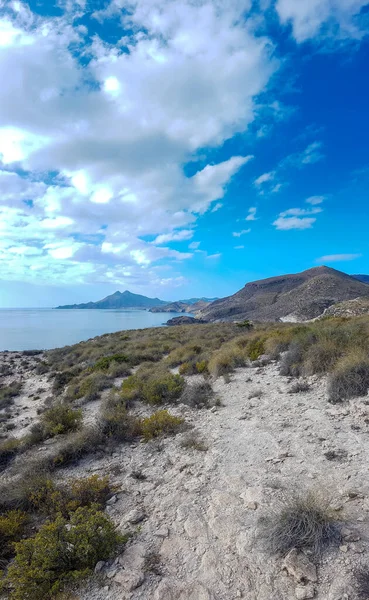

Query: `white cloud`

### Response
(245, 206, 257, 221)
(316, 253, 362, 262)
(275, 0, 369, 43)
(279, 207, 322, 217)
(273, 216, 316, 230)
(306, 195, 326, 205)
(206, 253, 222, 260)
(189, 241, 200, 250)
(234, 245, 244, 249)
(0, 1, 275, 287)
(232, 228, 251, 237)
(153, 229, 194, 244)
(254, 171, 275, 187)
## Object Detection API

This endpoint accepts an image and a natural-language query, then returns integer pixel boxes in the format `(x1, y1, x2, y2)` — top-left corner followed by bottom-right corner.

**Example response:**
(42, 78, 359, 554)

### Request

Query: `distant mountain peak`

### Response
(56, 289, 166, 310)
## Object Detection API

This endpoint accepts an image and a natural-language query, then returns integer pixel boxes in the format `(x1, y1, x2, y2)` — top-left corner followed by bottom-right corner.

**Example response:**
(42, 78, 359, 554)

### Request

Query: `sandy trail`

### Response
(75, 360, 369, 600)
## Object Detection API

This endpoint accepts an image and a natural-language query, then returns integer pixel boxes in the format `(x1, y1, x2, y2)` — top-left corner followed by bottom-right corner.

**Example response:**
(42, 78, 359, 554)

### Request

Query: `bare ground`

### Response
(2, 354, 369, 599)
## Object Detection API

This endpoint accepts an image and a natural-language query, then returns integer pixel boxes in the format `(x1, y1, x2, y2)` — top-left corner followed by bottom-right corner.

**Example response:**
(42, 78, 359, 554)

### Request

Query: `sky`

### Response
(0, 0, 369, 307)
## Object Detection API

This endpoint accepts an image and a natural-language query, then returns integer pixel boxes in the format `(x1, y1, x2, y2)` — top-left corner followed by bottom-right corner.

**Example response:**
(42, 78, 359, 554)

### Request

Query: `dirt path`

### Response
(77, 360, 369, 600)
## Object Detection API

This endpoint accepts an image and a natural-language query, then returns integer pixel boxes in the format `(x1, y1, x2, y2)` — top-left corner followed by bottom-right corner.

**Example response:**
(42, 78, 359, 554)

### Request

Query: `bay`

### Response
(0, 309, 190, 351)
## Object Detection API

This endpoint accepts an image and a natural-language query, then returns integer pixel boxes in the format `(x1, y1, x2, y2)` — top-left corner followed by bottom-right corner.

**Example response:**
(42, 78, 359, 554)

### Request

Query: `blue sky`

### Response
(0, 0, 368, 307)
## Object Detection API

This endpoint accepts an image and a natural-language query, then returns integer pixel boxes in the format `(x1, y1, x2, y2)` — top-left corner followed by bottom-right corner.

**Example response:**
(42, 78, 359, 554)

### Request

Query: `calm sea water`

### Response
(0, 309, 189, 351)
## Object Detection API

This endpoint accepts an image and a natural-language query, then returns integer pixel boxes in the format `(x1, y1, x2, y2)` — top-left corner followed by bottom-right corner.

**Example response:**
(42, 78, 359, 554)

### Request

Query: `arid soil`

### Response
(1, 352, 369, 599)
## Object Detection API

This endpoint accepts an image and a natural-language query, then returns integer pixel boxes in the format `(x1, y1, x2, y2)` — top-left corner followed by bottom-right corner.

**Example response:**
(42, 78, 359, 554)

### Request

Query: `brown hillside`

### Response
(199, 266, 369, 322)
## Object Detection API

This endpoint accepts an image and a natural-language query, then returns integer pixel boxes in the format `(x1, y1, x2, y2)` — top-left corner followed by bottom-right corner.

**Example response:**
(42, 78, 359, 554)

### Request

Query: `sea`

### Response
(0, 309, 190, 352)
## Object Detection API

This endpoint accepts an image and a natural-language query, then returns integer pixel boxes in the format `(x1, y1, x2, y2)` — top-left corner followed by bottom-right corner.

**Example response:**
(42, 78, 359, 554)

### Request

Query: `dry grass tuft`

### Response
(259, 492, 341, 555)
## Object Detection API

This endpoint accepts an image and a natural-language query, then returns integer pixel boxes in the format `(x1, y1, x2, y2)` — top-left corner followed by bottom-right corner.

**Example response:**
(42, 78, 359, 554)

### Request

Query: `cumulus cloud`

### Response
(273, 216, 316, 230)
(275, 0, 369, 43)
(0, 1, 274, 287)
(316, 253, 362, 262)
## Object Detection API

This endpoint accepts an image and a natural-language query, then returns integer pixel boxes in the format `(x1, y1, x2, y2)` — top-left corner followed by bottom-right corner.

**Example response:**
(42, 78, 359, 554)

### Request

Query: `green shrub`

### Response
(67, 372, 112, 403)
(140, 410, 184, 441)
(0, 510, 28, 566)
(4, 507, 122, 600)
(247, 337, 265, 361)
(91, 354, 129, 372)
(0, 382, 22, 409)
(141, 373, 185, 405)
(328, 357, 369, 403)
(236, 320, 253, 329)
(52, 369, 81, 394)
(69, 475, 112, 511)
(41, 404, 82, 437)
(195, 360, 208, 374)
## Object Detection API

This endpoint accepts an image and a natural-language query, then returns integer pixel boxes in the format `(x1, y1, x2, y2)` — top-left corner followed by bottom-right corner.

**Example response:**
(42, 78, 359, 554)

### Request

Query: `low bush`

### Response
(141, 373, 185, 405)
(29, 475, 112, 517)
(328, 357, 369, 403)
(3, 507, 123, 600)
(0, 382, 22, 409)
(67, 372, 112, 403)
(288, 381, 310, 394)
(91, 354, 129, 372)
(41, 404, 82, 437)
(247, 337, 265, 361)
(259, 492, 341, 555)
(279, 342, 304, 377)
(100, 395, 141, 442)
(180, 381, 214, 409)
(140, 410, 184, 442)
(180, 431, 208, 452)
(51, 426, 104, 468)
(208, 343, 246, 378)
(0, 510, 28, 566)
(52, 369, 81, 394)
(0, 438, 21, 470)
(122, 369, 185, 406)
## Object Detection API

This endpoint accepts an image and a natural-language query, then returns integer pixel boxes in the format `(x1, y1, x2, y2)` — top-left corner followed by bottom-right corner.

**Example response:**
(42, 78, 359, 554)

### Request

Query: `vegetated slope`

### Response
(199, 266, 369, 322)
(3, 316, 369, 599)
(56, 290, 166, 310)
(322, 296, 369, 318)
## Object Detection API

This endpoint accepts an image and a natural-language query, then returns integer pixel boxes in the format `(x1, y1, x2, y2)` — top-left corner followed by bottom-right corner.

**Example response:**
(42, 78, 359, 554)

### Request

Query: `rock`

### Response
(124, 508, 146, 525)
(283, 549, 317, 583)
(114, 569, 144, 591)
(339, 545, 348, 553)
(154, 527, 169, 538)
(94, 560, 106, 574)
(295, 584, 315, 599)
(246, 501, 258, 510)
(106, 494, 117, 505)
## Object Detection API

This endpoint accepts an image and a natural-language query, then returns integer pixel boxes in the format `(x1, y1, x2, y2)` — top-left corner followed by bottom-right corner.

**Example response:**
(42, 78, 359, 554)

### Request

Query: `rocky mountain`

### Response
(198, 266, 369, 322)
(352, 274, 369, 284)
(149, 300, 211, 314)
(56, 290, 166, 310)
